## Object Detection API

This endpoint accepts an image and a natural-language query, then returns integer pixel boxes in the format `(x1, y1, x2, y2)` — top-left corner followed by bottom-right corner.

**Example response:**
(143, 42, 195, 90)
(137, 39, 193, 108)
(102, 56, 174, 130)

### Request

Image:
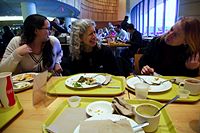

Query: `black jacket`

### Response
(139, 37, 199, 77)
(67, 45, 121, 76)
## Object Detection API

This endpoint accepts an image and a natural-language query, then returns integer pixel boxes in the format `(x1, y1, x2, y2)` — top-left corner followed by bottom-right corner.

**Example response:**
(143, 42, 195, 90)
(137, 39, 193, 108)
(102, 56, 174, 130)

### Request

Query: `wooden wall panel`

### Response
(80, 0, 119, 21)
(95, 20, 122, 29)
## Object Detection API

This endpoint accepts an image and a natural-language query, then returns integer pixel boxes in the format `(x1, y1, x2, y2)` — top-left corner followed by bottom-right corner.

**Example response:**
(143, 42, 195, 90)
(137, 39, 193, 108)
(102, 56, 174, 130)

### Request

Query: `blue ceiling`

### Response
(0, 0, 80, 18)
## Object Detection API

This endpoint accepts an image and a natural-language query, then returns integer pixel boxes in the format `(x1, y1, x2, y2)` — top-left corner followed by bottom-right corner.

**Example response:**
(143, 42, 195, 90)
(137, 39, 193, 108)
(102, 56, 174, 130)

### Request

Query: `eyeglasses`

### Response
(39, 27, 51, 30)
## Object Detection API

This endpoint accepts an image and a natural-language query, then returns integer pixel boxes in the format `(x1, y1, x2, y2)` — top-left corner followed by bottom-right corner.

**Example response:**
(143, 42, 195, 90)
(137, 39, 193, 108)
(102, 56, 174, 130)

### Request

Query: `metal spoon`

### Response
(133, 122, 149, 132)
(154, 95, 179, 116)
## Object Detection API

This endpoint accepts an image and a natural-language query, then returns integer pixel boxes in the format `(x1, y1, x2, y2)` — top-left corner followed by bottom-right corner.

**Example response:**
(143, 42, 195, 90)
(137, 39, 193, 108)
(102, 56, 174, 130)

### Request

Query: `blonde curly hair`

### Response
(69, 19, 96, 60)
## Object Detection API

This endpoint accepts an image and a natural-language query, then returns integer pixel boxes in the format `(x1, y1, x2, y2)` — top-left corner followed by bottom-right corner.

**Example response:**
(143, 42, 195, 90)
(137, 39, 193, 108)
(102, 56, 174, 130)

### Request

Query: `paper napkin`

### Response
(46, 108, 87, 133)
(79, 119, 134, 133)
(112, 97, 135, 116)
(32, 70, 54, 106)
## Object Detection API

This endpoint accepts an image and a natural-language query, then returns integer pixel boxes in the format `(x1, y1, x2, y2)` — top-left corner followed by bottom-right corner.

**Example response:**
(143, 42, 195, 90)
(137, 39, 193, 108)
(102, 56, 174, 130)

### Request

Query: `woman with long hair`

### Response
(66, 19, 121, 75)
(0, 14, 63, 75)
(139, 17, 200, 76)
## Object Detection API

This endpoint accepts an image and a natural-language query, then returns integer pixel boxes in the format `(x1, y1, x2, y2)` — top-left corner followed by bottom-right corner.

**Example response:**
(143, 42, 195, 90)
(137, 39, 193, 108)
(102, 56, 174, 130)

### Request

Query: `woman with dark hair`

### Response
(139, 16, 200, 76)
(0, 14, 63, 75)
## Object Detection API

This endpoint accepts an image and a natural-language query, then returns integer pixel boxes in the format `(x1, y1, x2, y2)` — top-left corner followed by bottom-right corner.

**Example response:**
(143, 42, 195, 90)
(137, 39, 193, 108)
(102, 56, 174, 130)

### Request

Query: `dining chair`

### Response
(134, 54, 143, 74)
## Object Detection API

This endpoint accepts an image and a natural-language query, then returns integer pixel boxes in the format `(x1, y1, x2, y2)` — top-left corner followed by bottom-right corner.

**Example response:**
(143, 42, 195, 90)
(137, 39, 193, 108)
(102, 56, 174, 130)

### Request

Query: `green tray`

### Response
(43, 97, 176, 133)
(47, 75, 125, 96)
(0, 96, 23, 129)
(126, 76, 200, 103)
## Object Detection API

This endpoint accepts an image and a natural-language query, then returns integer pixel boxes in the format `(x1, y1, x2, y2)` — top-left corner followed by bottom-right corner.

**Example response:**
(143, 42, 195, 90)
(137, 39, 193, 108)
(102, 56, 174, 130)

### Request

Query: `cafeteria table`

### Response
(1, 76, 200, 133)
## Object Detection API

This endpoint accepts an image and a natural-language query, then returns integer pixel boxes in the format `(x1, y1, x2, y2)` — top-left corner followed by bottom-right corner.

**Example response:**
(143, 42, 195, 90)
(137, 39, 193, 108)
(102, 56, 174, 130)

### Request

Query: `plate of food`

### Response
(65, 73, 106, 89)
(126, 76, 172, 92)
(86, 101, 114, 116)
(73, 114, 144, 133)
(13, 81, 32, 92)
(12, 72, 38, 83)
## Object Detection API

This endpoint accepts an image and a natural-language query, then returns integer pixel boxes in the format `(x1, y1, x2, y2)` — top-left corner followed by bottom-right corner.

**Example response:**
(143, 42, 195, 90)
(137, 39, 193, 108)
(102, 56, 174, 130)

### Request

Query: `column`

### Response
(64, 17, 71, 29)
(21, 2, 37, 21)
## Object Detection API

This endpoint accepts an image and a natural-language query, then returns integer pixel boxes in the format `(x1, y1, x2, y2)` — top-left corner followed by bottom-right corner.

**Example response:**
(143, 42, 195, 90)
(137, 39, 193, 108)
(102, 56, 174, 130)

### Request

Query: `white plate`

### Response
(12, 72, 38, 83)
(86, 101, 114, 116)
(65, 73, 106, 89)
(13, 81, 32, 92)
(73, 114, 144, 133)
(126, 76, 172, 92)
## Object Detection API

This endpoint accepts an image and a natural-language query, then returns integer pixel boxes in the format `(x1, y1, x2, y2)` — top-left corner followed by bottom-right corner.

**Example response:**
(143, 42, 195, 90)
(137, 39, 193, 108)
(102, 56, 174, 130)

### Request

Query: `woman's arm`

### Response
(50, 36, 63, 74)
(0, 37, 23, 73)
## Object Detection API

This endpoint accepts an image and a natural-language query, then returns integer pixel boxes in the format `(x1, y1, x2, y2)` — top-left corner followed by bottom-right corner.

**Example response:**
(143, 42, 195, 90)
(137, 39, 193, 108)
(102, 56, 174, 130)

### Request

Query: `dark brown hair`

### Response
(21, 14, 53, 68)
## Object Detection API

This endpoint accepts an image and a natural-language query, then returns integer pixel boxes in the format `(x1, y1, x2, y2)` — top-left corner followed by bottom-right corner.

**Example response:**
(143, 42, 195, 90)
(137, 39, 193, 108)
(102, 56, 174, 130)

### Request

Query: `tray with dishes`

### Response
(13, 81, 33, 92)
(12, 72, 37, 92)
(0, 96, 23, 129)
(12, 72, 38, 83)
(47, 73, 125, 96)
(42, 97, 177, 133)
(126, 75, 200, 102)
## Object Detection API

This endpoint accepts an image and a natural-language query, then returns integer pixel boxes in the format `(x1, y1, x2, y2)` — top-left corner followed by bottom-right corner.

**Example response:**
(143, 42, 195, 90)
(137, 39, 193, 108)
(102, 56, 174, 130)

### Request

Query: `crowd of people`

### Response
(0, 14, 200, 77)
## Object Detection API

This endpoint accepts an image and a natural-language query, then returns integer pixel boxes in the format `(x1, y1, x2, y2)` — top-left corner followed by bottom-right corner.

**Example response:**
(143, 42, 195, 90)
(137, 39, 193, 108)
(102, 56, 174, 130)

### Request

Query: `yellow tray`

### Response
(43, 97, 177, 133)
(0, 96, 23, 129)
(126, 76, 200, 103)
(47, 75, 125, 96)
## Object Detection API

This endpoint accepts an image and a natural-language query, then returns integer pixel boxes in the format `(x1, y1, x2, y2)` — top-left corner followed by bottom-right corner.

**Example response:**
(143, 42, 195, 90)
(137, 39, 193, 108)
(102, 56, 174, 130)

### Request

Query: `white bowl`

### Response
(86, 101, 114, 116)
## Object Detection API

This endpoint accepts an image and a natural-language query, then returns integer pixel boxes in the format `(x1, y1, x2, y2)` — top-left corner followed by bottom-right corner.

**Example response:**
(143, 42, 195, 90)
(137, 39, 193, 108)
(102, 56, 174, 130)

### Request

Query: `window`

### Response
(131, 0, 178, 36)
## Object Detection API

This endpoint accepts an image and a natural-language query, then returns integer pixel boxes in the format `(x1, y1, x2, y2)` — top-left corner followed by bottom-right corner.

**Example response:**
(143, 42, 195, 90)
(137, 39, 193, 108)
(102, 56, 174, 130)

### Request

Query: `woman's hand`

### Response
(15, 44, 32, 56)
(185, 53, 200, 70)
(53, 63, 63, 76)
(141, 65, 154, 75)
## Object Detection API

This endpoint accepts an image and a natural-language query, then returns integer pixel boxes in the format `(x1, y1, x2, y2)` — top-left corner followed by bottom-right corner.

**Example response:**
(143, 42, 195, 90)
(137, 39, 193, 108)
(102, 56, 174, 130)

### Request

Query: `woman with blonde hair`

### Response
(66, 19, 121, 75)
(139, 16, 200, 76)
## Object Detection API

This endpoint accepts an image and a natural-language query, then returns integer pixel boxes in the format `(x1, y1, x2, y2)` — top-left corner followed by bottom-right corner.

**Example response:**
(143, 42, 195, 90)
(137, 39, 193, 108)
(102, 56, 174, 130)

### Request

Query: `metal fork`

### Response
(132, 71, 155, 85)
(92, 82, 120, 89)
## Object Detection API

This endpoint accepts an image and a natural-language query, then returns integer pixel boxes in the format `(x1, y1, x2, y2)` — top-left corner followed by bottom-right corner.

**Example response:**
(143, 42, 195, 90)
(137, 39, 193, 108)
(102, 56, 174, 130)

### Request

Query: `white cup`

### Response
(134, 103, 161, 132)
(67, 96, 81, 108)
(0, 72, 16, 108)
(134, 83, 149, 99)
(178, 88, 190, 99)
(179, 78, 200, 95)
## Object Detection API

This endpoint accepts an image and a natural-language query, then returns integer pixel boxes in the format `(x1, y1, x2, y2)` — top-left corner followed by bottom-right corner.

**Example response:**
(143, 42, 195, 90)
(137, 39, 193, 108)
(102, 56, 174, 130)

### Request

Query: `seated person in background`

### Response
(103, 27, 109, 37)
(65, 19, 121, 75)
(121, 16, 129, 31)
(50, 18, 68, 37)
(114, 24, 129, 42)
(0, 14, 63, 75)
(125, 24, 143, 57)
(108, 22, 115, 31)
(139, 16, 200, 77)
(119, 24, 142, 73)
(2, 25, 15, 46)
(97, 28, 106, 39)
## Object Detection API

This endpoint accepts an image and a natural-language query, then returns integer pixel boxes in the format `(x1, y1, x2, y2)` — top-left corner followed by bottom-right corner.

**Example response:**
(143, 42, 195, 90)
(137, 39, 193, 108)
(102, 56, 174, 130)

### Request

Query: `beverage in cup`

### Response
(0, 72, 15, 108)
(134, 103, 160, 132)
(134, 83, 149, 99)
(179, 78, 200, 95)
